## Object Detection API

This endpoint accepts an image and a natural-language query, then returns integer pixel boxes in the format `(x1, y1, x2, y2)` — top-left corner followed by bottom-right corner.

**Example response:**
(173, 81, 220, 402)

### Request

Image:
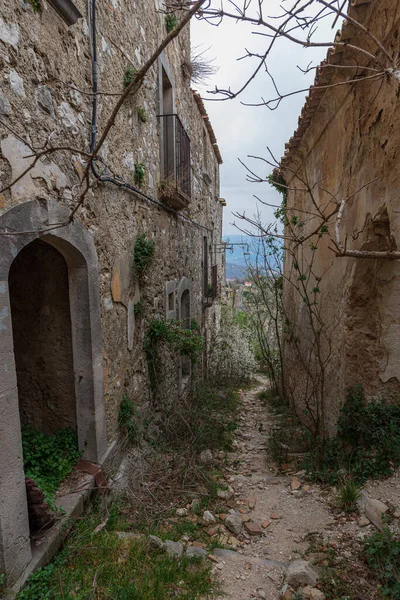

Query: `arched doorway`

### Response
(9, 239, 77, 435)
(0, 199, 107, 586)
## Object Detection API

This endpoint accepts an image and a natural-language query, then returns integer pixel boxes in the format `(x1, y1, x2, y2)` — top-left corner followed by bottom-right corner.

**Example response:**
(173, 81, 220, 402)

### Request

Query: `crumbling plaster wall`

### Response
(0, 0, 224, 444)
(282, 0, 400, 433)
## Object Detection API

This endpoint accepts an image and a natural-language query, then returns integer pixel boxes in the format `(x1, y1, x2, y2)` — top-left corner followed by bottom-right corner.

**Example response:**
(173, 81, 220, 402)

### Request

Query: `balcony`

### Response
(158, 114, 191, 210)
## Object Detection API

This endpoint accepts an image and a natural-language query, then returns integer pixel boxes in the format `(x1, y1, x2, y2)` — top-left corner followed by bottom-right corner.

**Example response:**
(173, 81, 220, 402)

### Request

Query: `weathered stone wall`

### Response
(0, 0, 224, 445)
(0, 0, 225, 585)
(282, 0, 400, 433)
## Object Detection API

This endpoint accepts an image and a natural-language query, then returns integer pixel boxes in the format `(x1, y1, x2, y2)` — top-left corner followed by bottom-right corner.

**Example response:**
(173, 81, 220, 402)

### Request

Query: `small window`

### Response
(203, 236, 208, 296)
(211, 265, 218, 298)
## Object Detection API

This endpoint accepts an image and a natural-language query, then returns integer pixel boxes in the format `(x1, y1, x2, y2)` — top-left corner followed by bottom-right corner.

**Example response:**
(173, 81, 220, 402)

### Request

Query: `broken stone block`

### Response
(225, 512, 242, 535)
(286, 560, 318, 587)
(244, 521, 263, 536)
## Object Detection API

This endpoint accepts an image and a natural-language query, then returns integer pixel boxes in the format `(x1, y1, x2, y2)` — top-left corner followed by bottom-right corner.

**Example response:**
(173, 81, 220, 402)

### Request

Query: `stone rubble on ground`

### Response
(198, 449, 213, 465)
(286, 560, 318, 588)
(203, 510, 216, 523)
(164, 539, 184, 558)
(225, 511, 243, 535)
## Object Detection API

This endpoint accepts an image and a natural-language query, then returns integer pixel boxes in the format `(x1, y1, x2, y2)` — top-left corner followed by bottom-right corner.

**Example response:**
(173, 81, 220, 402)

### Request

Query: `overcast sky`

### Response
(191, 3, 338, 235)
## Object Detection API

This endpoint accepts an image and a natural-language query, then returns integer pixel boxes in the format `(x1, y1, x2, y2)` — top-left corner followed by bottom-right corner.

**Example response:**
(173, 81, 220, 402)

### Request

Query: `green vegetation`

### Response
(364, 528, 400, 599)
(137, 107, 147, 123)
(123, 65, 136, 88)
(134, 163, 146, 186)
(336, 479, 361, 512)
(25, 0, 41, 13)
(119, 395, 142, 443)
(304, 386, 400, 484)
(17, 504, 218, 600)
(134, 233, 155, 275)
(189, 385, 239, 453)
(145, 318, 204, 388)
(22, 426, 81, 509)
(165, 13, 178, 33)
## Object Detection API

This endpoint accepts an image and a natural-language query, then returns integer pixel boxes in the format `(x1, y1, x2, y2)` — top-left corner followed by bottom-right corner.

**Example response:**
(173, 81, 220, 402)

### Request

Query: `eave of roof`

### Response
(192, 90, 223, 165)
(280, 0, 374, 173)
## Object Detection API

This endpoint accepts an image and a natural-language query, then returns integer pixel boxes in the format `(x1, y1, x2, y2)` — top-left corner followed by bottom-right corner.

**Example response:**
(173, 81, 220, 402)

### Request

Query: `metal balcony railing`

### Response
(158, 114, 191, 204)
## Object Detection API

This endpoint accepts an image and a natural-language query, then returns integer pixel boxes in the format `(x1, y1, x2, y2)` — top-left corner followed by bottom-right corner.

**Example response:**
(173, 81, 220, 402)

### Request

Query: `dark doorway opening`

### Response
(9, 239, 77, 534)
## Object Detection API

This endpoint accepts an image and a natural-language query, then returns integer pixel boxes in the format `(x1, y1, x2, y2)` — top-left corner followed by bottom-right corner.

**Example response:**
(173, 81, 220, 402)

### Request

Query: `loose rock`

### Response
(286, 560, 318, 588)
(147, 535, 164, 550)
(203, 510, 216, 523)
(176, 507, 188, 517)
(244, 521, 263, 536)
(164, 540, 184, 557)
(217, 485, 234, 500)
(225, 512, 242, 535)
(302, 585, 326, 600)
(186, 545, 207, 559)
(198, 449, 213, 465)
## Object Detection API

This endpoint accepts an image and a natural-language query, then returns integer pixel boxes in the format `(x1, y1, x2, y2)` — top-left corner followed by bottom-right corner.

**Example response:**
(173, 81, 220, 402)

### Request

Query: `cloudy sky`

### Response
(191, 2, 338, 234)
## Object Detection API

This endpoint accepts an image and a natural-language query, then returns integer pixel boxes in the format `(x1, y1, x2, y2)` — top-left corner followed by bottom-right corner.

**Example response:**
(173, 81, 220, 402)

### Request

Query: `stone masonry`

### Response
(281, 0, 400, 434)
(0, 0, 225, 585)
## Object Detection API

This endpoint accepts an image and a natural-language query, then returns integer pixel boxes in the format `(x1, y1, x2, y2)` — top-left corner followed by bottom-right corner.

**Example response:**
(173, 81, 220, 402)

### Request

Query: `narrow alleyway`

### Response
(208, 376, 333, 599)
(205, 376, 400, 599)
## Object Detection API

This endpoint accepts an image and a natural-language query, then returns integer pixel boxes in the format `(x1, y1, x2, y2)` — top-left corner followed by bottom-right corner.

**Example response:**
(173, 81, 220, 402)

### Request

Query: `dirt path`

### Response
(210, 376, 336, 599)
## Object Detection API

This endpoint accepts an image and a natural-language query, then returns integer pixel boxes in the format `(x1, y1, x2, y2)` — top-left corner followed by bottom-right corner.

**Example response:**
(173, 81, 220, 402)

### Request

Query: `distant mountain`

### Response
(223, 235, 256, 268)
(225, 262, 247, 280)
(223, 234, 282, 279)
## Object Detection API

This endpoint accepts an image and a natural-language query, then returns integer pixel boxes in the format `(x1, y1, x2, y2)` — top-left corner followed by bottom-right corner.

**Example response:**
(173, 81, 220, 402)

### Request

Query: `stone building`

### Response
(280, 0, 400, 436)
(0, 0, 225, 586)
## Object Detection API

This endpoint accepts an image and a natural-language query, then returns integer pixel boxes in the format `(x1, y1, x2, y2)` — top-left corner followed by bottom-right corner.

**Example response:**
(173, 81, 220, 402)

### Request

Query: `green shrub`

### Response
(123, 65, 136, 88)
(144, 319, 204, 389)
(22, 426, 81, 509)
(336, 479, 361, 512)
(134, 233, 155, 275)
(134, 163, 146, 186)
(137, 107, 147, 123)
(165, 13, 178, 32)
(25, 0, 41, 12)
(364, 528, 400, 598)
(304, 386, 400, 484)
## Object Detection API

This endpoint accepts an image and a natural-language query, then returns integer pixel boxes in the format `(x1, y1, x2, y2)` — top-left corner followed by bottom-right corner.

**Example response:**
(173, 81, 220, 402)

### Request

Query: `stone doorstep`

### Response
(5, 472, 96, 599)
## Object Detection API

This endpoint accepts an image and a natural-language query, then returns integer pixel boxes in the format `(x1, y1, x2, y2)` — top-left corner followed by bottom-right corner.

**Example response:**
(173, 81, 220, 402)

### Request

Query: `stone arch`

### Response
(0, 199, 107, 585)
(177, 277, 192, 382)
(177, 276, 191, 322)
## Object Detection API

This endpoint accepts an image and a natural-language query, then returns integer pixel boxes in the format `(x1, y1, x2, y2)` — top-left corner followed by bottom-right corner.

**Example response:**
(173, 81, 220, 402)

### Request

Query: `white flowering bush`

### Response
(207, 308, 257, 385)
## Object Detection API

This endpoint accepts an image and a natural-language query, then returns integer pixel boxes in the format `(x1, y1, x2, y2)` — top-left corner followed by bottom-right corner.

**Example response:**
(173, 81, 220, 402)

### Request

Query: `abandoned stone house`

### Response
(0, 0, 225, 587)
(281, 0, 400, 435)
